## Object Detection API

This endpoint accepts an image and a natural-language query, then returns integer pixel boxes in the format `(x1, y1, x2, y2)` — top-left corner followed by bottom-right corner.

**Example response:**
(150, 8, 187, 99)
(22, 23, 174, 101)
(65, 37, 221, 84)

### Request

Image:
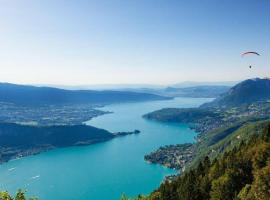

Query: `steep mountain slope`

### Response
(145, 122, 270, 200)
(202, 78, 270, 108)
(0, 83, 170, 106)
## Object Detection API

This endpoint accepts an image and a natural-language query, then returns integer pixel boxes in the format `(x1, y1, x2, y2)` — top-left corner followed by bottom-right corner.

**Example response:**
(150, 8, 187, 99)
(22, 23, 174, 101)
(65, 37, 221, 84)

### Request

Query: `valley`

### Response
(2, 1, 270, 199)
(2, 78, 270, 200)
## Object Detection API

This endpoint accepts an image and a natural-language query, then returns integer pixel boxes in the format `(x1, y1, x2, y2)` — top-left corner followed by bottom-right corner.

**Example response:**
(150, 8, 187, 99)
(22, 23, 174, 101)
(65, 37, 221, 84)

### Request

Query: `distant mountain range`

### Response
(30, 81, 238, 99)
(0, 83, 170, 106)
(121, 85, 231, 98)
(35, 81, 237, 90)
(1, 78, 265, 109)
(34, 83, 165, 90)
(162, 85, 230, 98)
(171, 80, 238, 88)
(202, 78, 270, 107)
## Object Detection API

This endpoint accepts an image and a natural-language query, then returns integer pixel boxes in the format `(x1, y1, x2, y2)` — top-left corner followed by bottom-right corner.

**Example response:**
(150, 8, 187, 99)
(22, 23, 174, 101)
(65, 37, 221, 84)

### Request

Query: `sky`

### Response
(0, 0, 270, 85)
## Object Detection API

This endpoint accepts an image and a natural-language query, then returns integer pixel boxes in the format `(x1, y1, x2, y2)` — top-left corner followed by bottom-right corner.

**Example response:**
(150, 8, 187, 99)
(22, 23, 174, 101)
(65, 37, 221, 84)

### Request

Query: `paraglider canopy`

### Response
(241, 51, 260, 69)
(241, 51, 260, 56)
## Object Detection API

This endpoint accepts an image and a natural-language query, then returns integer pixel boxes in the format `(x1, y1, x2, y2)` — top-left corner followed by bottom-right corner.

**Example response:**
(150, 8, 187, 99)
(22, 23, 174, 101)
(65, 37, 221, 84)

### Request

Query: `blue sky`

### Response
(0, 0, 270, 85)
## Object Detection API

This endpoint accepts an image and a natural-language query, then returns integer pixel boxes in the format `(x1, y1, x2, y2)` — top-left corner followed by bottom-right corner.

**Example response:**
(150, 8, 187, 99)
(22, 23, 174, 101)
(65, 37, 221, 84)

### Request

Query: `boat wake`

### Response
(8, 167, 16, 171)
(30, 175, 40, 180)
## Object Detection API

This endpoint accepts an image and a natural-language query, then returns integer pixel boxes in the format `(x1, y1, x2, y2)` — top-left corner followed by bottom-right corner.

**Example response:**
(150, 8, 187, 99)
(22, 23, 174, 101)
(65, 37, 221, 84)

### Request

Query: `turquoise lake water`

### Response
(0, 97, 212, 200)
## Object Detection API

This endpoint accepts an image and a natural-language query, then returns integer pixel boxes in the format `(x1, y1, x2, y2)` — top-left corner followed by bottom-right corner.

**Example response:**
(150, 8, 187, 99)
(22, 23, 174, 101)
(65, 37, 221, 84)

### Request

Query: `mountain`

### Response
(120, 85, 231, 98)
(34, 83, 165, 90)
(163, 85, 230, 98)
(144, 78, 270, 141)
(202, 78, 270, 108)
(0, 83, 170, 106)
(171, 81, 238, 88)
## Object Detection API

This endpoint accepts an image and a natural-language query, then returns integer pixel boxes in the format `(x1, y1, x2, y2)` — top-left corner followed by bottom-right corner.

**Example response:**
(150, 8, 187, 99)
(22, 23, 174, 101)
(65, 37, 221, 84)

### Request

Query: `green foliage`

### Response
(121, 193, 128, 200)
(210, 173, 236, 200)
(244, 163, 270, 200)
(0, 190, 37, 200)
(0, 191, 13, 200)
(142, 121, 270, 200)
(120, 193, 148, 200)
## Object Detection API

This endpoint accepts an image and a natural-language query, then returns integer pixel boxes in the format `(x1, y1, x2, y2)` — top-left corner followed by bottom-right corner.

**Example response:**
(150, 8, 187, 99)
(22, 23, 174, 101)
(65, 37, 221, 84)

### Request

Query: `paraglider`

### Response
(241, 51, 260, 68)
(241, 51, 260, 57)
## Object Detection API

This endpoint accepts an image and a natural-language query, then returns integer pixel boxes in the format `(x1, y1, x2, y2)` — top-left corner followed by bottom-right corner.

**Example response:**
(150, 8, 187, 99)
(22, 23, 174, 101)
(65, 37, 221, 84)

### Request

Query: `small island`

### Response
(114, 129, 140, 136)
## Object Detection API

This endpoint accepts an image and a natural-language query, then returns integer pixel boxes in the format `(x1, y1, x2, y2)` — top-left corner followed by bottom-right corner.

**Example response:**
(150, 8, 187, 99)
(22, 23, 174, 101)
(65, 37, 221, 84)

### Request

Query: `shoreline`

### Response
(144, 143, 195, 172)
(0, 129, 141, 165)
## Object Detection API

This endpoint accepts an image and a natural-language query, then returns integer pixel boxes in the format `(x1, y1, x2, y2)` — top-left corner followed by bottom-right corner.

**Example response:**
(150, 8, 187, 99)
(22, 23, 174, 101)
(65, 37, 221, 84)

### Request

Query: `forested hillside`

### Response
(123, 121, 270, 200)
(0, 123, 114, 163)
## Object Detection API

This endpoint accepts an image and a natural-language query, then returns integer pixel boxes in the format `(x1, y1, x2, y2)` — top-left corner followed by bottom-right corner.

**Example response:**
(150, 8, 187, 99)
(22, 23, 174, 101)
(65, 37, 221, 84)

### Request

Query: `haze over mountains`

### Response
(160, 86, 230, 98)
(115, 85, 231, 98)
(0, 81, 235, 106)
(171, 81, 238, 88)
(35, 81, 237, 90)
(0, 83, 170, 106)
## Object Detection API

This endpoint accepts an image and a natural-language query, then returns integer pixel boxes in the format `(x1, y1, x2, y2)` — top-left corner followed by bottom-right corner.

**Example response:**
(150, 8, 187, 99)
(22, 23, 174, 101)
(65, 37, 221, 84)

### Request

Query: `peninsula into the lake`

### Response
(145, 143, 194, 170)
(0, 122, 140, 164)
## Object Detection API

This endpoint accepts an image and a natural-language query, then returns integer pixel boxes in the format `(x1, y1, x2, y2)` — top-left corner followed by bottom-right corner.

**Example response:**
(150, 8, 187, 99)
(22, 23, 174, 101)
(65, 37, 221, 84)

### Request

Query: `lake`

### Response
(0, 97, 212, 200)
